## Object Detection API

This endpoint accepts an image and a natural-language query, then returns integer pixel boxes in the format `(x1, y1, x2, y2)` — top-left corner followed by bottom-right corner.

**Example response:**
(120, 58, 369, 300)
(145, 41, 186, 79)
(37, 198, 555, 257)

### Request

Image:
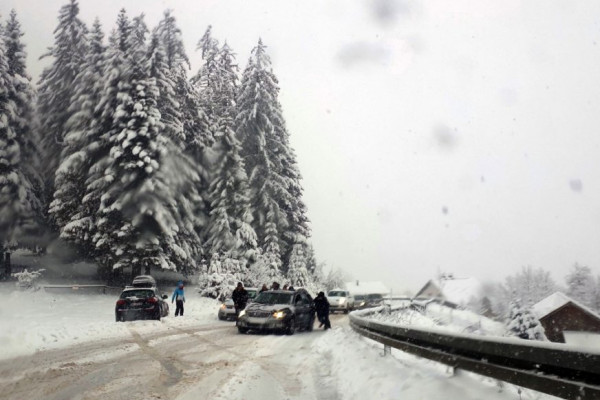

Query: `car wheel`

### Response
(343, 307, 349, 314)
(238, 327, 248, 334)
(286, 318, 296, 335)
(115, 314, 122, 322)
(155, 312, 161, 321)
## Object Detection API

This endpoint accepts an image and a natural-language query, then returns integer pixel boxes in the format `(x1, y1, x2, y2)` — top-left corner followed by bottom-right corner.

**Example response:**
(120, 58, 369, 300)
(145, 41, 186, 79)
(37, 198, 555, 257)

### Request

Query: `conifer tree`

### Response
(50, 18, 106, 251)
(506, 298, 546, 341)
(204, 42, 257, 265)
(87, 11, 201, 279)
(286, 243, 311, 288)
(236, 39, 310, 271)
(0, 12, 43, 247)
(37, 0, 88, 202)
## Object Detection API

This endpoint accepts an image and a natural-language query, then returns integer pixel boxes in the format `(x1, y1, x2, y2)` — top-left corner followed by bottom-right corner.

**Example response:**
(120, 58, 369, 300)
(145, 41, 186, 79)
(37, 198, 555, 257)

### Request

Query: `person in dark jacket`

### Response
(172, 281, 185, 316)
(259, 284, 268, 293)
(271, 281, 280, 290)
(314, 291, 331, 329)
(232, 282, 249, 317)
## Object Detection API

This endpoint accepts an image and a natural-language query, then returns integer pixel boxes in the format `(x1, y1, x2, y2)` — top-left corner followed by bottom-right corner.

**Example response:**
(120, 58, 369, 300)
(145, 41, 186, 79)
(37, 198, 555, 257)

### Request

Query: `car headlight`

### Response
(273, 310, 286, 319)
(339, 298, 346, 304)
(220, 304, 227, 310)
(238, 310, 246, 317)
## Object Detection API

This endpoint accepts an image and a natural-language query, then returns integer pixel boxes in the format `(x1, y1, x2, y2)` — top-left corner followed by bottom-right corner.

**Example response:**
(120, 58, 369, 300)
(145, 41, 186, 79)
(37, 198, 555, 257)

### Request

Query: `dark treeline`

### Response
(0, 1, 319, 295)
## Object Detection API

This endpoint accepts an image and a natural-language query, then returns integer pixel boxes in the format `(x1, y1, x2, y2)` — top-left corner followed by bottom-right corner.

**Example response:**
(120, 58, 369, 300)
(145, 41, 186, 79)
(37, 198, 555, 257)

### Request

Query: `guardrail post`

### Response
(382, 345, 391, 357)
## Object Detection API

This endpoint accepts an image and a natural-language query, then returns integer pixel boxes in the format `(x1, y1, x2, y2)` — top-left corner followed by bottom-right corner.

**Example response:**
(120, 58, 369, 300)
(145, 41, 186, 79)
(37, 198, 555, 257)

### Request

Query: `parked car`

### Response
(353, 294, 367, 309)
(218, 287, 259, 321)
(327, 289, 354, 313)
(236, 289, 315, 334)
(365, 293, 384, 308)
(115, 286, 169, 321)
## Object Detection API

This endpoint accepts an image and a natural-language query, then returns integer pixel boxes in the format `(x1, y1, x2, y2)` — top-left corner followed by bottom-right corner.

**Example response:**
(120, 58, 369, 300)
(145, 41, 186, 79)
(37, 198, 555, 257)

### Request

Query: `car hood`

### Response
(329, 296, 346, 302)
(245, 303, 292, 313)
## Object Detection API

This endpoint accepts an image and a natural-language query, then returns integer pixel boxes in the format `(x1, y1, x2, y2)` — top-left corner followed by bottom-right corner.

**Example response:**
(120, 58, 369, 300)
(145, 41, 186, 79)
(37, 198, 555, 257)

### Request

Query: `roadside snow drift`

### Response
(0, 284, 220, 360)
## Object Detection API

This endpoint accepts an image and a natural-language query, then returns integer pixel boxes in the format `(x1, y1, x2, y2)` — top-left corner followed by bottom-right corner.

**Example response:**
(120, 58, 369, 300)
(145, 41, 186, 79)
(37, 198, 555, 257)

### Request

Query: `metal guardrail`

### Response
(42, 284, 123, 295)
(350, 307, 600, 400)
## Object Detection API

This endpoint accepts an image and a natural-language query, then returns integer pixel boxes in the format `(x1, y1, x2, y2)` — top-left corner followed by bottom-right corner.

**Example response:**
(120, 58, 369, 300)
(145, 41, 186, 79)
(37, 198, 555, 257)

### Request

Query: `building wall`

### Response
(540, 303, 600, 343)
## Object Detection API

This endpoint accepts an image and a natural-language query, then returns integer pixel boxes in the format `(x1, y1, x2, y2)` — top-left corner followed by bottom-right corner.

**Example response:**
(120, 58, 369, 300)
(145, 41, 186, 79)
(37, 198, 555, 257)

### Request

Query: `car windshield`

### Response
(354, 295, 365, 301)
(328, 291, 347, 297)
(120, 290, 154, 299)
(253, 292, 293, 305)
(367, 294, 382, 300)
(247, 290, 258, 299)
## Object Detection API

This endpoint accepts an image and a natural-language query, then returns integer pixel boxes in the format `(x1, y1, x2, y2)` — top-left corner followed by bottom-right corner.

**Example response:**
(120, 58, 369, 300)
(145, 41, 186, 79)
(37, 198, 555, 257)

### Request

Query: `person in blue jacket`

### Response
(172, 281, 185, 316)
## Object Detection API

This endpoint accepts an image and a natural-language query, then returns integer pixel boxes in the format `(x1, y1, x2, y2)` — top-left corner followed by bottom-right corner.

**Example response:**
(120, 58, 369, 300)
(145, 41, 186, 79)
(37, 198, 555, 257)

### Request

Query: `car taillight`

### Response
(116, 300, 126, 306)
(147, 297, 158, 303)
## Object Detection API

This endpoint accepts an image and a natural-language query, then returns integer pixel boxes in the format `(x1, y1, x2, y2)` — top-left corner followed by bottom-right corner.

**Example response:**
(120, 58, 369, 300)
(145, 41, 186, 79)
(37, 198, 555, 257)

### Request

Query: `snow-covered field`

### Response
(0, 283, 221, 360)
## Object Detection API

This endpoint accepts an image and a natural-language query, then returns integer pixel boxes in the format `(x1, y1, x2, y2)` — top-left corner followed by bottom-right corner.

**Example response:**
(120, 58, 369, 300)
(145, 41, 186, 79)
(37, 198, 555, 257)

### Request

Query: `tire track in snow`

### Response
(127, 327, 184, 387)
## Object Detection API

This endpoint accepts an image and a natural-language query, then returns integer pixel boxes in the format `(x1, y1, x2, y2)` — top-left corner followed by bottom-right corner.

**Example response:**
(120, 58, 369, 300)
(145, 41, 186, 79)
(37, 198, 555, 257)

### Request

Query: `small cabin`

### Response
(532, 292, 600, 344)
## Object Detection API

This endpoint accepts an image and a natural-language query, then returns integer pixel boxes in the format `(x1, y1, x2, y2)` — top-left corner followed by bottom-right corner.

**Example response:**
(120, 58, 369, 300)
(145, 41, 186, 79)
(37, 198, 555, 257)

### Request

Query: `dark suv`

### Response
(115, 278, 169, 321)
(236, 289, 315, 335)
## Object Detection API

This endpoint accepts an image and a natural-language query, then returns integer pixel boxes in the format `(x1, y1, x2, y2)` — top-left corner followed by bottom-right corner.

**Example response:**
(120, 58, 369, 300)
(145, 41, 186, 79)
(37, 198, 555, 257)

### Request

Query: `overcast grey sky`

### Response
(2, 0, 600, 293)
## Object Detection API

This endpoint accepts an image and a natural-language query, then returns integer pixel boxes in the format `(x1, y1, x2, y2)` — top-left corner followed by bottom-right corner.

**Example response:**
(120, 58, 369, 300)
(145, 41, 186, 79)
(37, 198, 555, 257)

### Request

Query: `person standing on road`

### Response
(232, 282, 249, 317)
(314, 291, 331, 330)
(172, 281, 185, 316)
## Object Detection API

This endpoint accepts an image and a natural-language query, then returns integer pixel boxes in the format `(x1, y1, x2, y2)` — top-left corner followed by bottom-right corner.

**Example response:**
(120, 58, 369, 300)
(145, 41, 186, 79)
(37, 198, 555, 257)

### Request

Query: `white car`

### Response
(327, 289, 354, 313)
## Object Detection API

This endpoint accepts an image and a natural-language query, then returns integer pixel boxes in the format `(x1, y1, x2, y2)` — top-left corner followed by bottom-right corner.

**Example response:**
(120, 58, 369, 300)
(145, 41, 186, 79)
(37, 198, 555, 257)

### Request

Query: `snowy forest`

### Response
(0, 0, 322, 296)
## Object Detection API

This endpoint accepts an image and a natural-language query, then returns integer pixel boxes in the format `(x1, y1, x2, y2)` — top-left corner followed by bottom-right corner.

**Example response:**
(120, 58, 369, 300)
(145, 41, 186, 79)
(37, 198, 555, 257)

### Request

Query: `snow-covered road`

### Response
(0, 286, 556, 400)
(0, 317, 345, 400)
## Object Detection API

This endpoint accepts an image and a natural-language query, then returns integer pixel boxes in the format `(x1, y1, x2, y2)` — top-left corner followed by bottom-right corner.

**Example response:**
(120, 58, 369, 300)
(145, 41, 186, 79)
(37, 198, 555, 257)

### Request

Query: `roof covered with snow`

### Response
(345, 281, 389, 295)
(439, 277, 482, 306)
(532, 291, 600, 320)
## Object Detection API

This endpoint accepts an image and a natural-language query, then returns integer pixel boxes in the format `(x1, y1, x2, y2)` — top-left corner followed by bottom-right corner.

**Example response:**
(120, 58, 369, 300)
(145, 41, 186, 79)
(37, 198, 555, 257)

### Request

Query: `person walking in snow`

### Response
(232, 282, 249, 317)
(172, 281, 185, 316)
(314, 291, 331, 330)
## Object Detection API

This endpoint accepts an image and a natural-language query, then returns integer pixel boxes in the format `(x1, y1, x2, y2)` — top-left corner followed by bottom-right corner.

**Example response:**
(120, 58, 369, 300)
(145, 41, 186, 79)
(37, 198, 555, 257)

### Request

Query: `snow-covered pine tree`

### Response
(191, 25, 220, 142)
(236, 39, 310, 272)
(200, 253, 244, 299)
(50, 18, 106, 252)
(37, 0, 88, 205)
(87, 11, 201, 279)
(1, 10, 44, 245)
(0, 30, 30, 246)
(244, 247, 283, 288)
(506, 298, 546, 341)
(286, 242, 311, 288)
(203, 41, 257, 266)
(566, 263, 596, 309)
(81, 9, 132, 278)
(150, 11, 187, 143)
